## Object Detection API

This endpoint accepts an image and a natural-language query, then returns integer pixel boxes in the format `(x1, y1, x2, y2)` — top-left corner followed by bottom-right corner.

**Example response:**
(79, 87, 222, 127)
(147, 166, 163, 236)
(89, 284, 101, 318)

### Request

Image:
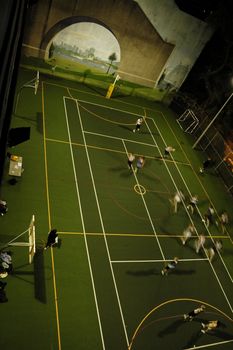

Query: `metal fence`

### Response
(171, 94, 233, 196)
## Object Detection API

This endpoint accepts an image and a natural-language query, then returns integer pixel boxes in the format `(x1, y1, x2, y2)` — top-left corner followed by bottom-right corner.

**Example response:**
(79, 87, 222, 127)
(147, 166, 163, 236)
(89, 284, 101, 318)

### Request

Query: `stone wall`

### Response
(22, 0, 173, 87)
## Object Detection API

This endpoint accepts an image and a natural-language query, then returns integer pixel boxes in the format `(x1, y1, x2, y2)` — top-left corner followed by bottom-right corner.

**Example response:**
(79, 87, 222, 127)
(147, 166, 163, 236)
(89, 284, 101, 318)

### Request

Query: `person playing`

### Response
(127, 153, 135, 171)
(194, 234, 206, 254)
(201, 320, 220, 334)
(181, 224, 195, 245)
(199, 157, 213, 174)
(205, 240, 223, 262)
(164, 146, 175, 158)
(202, 205, 215, 228)
(0, 251, 13, 273)
(184, 304, 205, 321)
(0, 281, 8, 303)
(44, 229, 58, 250)
(170, 190, 185, 213)
(135, 156, 145, 173)
(0, 199, 8, 216)
(219, 211, 229, 234)
(133, 117, 143, 133)
(161, 257, 179, 276)
(187, 195, 198, 214)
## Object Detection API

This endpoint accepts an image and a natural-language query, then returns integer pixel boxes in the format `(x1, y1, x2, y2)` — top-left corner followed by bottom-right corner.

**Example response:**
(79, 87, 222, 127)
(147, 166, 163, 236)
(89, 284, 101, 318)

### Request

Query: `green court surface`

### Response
(0, 68, 232, 350)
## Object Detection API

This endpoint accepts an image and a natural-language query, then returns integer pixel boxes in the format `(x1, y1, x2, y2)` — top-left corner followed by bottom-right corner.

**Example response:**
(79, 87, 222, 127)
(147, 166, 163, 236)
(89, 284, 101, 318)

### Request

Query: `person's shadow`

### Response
(158, 319, 184, 337)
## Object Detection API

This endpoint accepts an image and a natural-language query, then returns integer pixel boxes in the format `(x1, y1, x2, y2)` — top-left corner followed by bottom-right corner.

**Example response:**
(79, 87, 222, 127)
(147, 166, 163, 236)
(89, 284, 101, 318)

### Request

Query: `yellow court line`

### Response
(42, 81, 61, 350)
(58, 231, 229, 240)
(128, 298, 233, 350)
(46, 136, 190, 167)
(44, 79, 171, 120)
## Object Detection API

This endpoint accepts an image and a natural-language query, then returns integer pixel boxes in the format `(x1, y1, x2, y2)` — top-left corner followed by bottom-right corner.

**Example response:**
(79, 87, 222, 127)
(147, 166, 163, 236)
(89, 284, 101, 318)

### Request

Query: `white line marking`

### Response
(148, 117, 233, 313)
(63, 97, 106, 350)
(183, 339, 233, 350)
(122, 139, 165, 260)
(111, 258, 209, 263)
(73, 98, 130, 347)
(84, 130, 158, 148)
(65, 95, 140, 117)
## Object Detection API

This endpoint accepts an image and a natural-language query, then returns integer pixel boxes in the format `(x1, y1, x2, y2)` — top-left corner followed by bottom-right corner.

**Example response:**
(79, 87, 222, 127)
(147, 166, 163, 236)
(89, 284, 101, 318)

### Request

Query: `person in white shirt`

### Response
(181, 224, 195, 245)
(194, 234, 206, 254)
(164, 146, 175, 157)
(169, 190, 185, 213)
(133, 117, 143, 132)
(127, 153, 135, 171)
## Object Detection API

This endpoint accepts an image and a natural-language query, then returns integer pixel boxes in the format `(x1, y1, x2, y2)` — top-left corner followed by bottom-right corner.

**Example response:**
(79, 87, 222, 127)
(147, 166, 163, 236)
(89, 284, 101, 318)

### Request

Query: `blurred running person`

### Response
(184, 305, 205, 321)
(164, 146, 175, 158)
(219, 211, 229, 234)
(187, 195, 198, 215)
(133, 117, 143, 133)
(161, 257, 179, 276)
(181, 224, 195, 245)
(194, 234, 206, 254)
(170, 190, 185, 213)
(202, 205, 215, 228)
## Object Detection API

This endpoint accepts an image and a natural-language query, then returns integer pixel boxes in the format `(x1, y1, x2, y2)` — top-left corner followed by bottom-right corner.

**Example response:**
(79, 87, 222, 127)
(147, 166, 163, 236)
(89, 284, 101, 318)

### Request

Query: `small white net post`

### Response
(28, 215, 36, 264)
(23, 70, 40, 95)
(6, 215, 36, 264)
(34, 71, 40, 95)
(177, 109, 199, 133)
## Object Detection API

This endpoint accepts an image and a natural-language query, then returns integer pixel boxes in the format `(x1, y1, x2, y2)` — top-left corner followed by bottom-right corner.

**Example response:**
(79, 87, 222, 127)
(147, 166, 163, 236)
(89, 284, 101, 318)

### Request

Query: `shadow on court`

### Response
(126, 268, 157, 277)
(33, 248, 47, 303)
(118, 124, 132, 132)
(158, 319, 184, 337)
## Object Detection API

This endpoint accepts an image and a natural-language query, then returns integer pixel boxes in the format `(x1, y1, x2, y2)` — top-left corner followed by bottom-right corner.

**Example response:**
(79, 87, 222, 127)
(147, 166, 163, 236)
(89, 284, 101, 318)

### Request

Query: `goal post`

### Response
(177, 109, 199, 133)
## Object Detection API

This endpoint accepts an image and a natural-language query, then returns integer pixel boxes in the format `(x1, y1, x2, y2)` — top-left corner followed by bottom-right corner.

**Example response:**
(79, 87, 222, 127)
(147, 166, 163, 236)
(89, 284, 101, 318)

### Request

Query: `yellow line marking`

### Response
(46, 136, 190, 166)
(78, 101, 134, 125)
(57, 231, 229, 239)
(42, 82, 61, 350)
(128, 298, 233, 350)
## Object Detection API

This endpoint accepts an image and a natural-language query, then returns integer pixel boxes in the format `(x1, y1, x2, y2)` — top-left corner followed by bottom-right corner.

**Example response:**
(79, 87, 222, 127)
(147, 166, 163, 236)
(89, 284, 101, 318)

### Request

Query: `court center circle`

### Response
(134, 184, 146, 195)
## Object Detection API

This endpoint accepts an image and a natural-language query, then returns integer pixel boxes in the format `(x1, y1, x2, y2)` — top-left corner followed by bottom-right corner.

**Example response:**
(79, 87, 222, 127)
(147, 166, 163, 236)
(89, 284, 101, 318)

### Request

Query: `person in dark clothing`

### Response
(0, 200, 8, 216)
(0, 280, 8, 303)
(44, 229, 58, 250)
(184, 305, 205, 321)
(199, 157, 213, 174)
(161, 257, 179, 276)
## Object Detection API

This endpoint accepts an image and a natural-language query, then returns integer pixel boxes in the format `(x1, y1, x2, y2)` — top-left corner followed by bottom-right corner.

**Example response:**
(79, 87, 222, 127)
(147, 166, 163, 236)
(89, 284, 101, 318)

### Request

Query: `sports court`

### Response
(0, 69, 232, 350)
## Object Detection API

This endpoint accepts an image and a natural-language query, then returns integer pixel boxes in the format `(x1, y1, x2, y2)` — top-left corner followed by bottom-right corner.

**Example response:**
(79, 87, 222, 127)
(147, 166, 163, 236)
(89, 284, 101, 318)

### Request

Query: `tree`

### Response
(106, 52, 117, 74)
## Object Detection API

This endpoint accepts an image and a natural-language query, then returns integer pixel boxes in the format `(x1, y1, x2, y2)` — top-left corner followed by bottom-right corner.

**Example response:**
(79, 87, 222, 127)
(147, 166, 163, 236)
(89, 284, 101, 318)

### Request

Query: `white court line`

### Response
(84, 130, 158, 148)
(150, 116, 233, 284)
(111, 258, 209, 263)
(122, 140, 165, 261)
(74, 98, 130, 347)
(183, 339, 233, 350)
(147, 117, 233, 313)
(65, 95, 140, 117)
(63, 97, 106, 350)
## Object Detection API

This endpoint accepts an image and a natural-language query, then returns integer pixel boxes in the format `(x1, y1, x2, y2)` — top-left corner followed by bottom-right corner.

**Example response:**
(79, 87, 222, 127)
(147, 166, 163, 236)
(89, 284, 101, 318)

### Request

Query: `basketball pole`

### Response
(106, 74, 120, 99)
(192, 92, 233, 149)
